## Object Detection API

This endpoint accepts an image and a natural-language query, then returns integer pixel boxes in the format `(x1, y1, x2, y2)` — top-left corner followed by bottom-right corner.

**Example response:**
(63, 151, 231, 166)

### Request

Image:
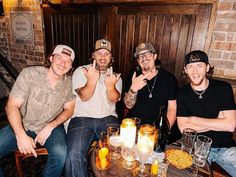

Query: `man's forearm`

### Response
(106, 87, 120, 103)
(6, 105, 26, 137)
(48, 100, 75, 128)
(124, 89, 137, 109)
(76, 81, 97, 101)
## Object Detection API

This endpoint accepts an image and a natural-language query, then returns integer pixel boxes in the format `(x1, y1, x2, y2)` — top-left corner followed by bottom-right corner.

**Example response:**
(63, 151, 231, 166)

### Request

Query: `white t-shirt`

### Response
(72, 64, 122, 118)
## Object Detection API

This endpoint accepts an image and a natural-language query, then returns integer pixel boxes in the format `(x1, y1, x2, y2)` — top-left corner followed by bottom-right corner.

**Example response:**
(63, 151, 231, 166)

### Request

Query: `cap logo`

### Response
(61, 48, 72, 57)
(189, 54, 201, 63)
(101, 40, 108, 47)
(139, 43, 146, 49)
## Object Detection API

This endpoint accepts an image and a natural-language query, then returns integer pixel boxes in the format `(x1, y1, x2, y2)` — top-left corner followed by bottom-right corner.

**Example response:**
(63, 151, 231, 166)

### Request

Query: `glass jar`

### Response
(120, 118, 136, 148)
(95, 131, 110, 170)
(138, 124, 155, 151)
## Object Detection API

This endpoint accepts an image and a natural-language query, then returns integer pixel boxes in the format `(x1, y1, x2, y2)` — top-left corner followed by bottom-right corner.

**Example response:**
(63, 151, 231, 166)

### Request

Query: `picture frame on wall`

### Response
(0, 0, 4, 16)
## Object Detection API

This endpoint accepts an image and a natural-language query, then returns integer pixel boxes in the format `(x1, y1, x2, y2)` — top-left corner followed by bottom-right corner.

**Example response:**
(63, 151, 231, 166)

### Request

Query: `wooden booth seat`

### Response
(15, 147, 48, 177)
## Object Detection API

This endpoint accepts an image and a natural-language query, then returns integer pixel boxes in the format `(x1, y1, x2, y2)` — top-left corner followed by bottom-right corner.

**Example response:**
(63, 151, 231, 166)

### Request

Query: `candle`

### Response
(120, 118, 136, 148)
(98, 147, 109, 169)
(151, 159, 159, 175)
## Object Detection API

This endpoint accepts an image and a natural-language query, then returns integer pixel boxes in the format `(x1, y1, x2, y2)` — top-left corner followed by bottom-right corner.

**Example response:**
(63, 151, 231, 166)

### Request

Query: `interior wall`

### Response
(0, 0, 235, 80)
(0, 0, 45, 72)
(209, 0, 236, 80)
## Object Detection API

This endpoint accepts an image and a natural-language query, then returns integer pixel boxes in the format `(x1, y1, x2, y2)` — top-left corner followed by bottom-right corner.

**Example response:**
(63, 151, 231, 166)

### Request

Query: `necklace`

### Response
(191, 81, 209, 99)
(146, 75, 157, 98)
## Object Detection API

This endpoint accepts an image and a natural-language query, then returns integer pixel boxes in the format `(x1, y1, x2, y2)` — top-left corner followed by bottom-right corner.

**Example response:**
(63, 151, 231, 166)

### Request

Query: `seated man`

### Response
(0, 45, 76, 177)
(65, 39, 122, 177)
(177, 50, 236, 176)
(124, 42, 180, 142)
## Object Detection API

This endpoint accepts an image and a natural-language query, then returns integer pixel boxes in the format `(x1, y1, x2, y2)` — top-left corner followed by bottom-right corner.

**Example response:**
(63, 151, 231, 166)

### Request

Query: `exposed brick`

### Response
(233, 2, 236, 10)
(210, 59, 234, 70)
(231, 52, 236, 61)
(217, 12, 236, 20)
(222, 52, 231, 60)
(214, 23, 236, 32)
(226, 32, 234, 42)
(209, 50, 222, 59)
(211, 42, 236, 51)
(225, 70, 236, 79)
(213, 68, 225, 78)
(218, 2, 233, 11)
(213, 32, 226, 41)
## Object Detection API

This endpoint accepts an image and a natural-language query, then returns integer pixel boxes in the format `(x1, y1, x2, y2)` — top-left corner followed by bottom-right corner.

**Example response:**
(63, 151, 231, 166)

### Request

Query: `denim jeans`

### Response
(65, 116, 120, 177)
(208, 147, 236, 177)
(0, 124, 67, 177)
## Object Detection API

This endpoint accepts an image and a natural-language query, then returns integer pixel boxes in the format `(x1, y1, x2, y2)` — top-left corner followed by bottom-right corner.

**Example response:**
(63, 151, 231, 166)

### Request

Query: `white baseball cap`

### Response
(52, 45, 75, 61)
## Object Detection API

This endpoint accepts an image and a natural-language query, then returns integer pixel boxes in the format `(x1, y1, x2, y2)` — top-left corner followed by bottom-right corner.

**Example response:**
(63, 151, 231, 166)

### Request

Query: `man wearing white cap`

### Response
(65, 39, 122, 177)
(0, 45, 76, 177)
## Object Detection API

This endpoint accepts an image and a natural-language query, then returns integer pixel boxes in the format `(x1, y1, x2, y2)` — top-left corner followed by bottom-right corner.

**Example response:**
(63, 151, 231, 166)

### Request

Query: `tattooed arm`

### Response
(124, 89, 137, 109)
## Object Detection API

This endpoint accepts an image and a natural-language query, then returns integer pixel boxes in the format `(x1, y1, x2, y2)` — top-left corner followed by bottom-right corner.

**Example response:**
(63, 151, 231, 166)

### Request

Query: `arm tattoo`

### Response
(124, 90, 137, 109)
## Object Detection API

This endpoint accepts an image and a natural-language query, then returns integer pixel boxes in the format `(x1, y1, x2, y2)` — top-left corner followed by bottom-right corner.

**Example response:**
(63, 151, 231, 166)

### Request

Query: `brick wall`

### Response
(209, 0, 236, 80)
(0, 0, 45, 72)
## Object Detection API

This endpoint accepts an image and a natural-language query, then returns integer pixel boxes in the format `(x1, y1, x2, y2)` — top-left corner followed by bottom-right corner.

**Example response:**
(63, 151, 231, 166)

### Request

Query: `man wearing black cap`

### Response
(124, 42, 178, 138)
(177, 50, 236, 176)
(65, 39, 122, 177)
(0, 45, 76, 177)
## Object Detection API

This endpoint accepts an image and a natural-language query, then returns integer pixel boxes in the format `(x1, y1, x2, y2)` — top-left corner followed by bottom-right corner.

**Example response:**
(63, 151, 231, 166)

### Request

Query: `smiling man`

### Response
(124, 42, 178, 140)
(177, 50, 236, 176)
(0, 45, 76, 177)
(65, 39, 122, 177)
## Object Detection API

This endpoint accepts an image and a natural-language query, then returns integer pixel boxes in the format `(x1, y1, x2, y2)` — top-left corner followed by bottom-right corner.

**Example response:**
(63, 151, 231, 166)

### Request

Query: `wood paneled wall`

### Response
(43, 2, 216, 86)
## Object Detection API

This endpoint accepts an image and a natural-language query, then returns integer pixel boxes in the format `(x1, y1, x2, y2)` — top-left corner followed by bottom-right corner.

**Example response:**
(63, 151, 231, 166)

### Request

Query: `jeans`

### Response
(0, 124, 67, 177)
(65, 116, 119, 177)
(208, 147, 236, 177)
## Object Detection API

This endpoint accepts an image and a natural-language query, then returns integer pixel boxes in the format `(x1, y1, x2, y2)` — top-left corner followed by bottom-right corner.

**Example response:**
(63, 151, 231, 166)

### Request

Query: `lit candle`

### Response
(151, 159, 159, 175)
(98, 147, 109, 169)
(120, 118, 136, 148)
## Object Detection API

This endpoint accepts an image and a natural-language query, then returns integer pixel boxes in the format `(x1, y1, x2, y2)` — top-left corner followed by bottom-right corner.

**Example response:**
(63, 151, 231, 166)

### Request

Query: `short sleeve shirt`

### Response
(72, 65, 122, 118)
(125, 68, 178, 124)
(177, 79, 236, 147)
(10, 66, 75, 133)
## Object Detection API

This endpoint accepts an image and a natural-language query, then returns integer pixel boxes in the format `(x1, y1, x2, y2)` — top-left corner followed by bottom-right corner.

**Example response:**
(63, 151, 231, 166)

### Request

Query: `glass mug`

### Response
(95, 131, 111, 170)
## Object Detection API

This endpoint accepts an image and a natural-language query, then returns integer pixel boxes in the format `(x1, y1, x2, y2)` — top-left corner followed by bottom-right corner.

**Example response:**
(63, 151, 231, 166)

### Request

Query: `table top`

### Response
(90, 143, 213, 177)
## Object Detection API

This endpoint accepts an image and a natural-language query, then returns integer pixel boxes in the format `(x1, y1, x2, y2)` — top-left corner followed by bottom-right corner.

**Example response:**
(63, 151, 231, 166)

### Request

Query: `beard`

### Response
(96, 63, 109, 73)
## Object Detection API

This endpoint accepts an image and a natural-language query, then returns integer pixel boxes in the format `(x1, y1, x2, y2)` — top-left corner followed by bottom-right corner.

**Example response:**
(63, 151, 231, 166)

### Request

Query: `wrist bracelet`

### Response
(129, 88, 137, 94)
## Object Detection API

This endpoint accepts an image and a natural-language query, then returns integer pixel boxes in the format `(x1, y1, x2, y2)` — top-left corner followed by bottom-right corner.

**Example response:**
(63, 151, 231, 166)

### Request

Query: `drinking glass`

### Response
(96, 131, 110, 170)
(121, 145, 137, 169)
(133, 117, 141, 143)
(181, 128, 197, 154)
(134, 143, 153, 176)
(193, 135, 212, 176)
(107, 126, 122, 159)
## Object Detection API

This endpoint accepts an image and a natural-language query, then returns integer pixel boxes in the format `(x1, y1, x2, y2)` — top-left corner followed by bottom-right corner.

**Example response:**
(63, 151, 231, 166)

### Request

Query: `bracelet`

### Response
(129, 88, 137, 94)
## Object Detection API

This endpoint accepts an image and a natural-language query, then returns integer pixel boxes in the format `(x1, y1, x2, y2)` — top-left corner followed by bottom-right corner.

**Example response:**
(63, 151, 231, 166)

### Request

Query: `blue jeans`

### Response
(65, 116, 119, 177)
(208, 147, 236, 177)
(0, 125, 67, 177)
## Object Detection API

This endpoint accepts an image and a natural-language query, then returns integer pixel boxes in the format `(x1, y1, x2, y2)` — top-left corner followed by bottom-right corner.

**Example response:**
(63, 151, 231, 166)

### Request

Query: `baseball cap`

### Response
(52, 45, 75, 61)
(134, 42, 156, 57)
(185, 50, 209, 66)
(95, 39, 111, 52)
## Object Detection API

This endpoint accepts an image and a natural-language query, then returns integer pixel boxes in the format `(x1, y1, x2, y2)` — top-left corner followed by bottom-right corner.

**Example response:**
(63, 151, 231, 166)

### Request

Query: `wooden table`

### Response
(90, 143, 213, 177)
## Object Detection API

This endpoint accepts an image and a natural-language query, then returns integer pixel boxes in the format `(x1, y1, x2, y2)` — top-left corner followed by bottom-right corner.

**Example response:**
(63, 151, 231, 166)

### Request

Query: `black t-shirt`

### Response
(125, 68, 178, 125)
(177, 79, 236, 148)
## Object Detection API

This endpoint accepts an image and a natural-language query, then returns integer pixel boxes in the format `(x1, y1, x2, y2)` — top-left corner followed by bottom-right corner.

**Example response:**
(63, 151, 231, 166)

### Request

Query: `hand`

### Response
(104, 67, 121, 90)
(82, 59, 100, 84)
(16, 133, 37, 157)
(35, 124, 54, 146)
(130, 71, 151, 92)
